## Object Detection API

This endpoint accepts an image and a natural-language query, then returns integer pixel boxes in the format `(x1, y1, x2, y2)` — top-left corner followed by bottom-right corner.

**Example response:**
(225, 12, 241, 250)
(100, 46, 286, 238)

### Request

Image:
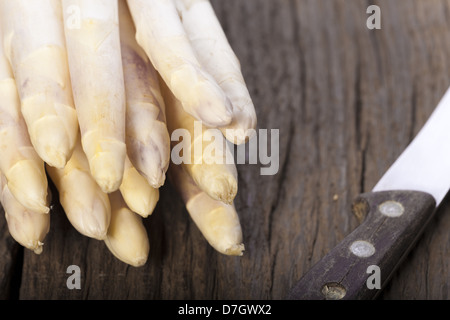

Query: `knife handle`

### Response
(287, 190, 436, 300)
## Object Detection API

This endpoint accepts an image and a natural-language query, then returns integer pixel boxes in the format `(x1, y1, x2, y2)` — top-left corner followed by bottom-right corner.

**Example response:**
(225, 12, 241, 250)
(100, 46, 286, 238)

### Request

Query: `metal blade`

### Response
(373, 87, 450, 205)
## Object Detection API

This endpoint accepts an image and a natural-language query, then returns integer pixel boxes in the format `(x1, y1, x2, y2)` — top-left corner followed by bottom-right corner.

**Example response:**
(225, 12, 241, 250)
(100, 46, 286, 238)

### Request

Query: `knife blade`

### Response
(287, 86, 450, 300)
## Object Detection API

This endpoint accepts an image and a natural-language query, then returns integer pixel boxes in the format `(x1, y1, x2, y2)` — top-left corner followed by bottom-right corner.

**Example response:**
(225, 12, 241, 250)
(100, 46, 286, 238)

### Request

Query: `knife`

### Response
(287, 86, 450, 300)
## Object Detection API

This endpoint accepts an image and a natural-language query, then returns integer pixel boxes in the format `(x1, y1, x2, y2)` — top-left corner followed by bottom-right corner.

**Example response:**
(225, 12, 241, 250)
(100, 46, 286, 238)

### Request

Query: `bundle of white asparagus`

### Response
(0, 0, 256, 266)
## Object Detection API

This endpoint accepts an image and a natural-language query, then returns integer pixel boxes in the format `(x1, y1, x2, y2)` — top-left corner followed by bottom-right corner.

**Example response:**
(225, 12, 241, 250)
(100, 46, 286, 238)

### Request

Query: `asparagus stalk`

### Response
(47, 137, 111, 240)
(126, 0, 233, 128)
(118, 0, 171, 188)
(0, 0, 78, 168)
(0, 174, 50, 254)
(0, 23, 49, 214)
(62, 0, 126, 193)
(104, 190, 149, 267)
(161, 79, 238, 204)
(119, 156, 159, 218)
(169, 163, 244, 256)
(175, 0, 257, 145)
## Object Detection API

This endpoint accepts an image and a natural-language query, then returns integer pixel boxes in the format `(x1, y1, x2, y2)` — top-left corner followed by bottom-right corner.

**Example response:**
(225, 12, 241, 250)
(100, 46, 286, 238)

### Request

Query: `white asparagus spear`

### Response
(119, 156, 159, 218)
(0, 0, 78, 168)
(175, 0, 257, 145)
(46, 137, 111, 240)
(0, 24, 49, 214)
(126, 0, 233, 128)
(161, 79, 238, 204)
(0, 174, 50, 254)
(62, 0, 126, 193)
(118, 0, 170, 188)
(104, 190, 149, 267)
(169, 163, 244, 256)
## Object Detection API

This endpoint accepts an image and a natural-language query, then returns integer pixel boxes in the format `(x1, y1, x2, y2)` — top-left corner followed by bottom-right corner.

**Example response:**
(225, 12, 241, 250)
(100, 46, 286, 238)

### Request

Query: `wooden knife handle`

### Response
(287, 190, 436, 300)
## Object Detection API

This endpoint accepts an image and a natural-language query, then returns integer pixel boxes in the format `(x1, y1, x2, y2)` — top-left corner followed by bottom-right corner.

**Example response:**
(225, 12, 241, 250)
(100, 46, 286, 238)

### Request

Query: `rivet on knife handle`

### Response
(287, 190, 436, 300)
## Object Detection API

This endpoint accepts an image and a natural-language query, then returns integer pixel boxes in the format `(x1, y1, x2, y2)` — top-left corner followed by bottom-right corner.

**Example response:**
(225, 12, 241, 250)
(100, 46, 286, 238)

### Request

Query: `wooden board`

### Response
(0, 0, 449, 300)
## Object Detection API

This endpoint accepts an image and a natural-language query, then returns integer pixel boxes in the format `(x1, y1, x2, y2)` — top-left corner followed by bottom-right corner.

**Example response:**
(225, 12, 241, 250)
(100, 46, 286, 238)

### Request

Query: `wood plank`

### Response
(0, 205, 22, 299)
(2, 0, 449, 300)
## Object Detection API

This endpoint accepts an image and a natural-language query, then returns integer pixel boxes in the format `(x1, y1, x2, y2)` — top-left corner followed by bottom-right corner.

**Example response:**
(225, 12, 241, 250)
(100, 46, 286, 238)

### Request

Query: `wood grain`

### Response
(0, 0, 449, 300)
(288, 190, 437, 300)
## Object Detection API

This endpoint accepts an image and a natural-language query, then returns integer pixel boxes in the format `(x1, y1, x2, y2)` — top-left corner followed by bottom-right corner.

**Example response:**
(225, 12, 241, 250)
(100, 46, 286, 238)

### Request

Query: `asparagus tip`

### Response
(225, 243, 245, 256)
(130, 255, 148, 267)
(32, 241, 44, 255)
(25, 200, 49, 215)
(90, 154, 125, 193)
(43, 147, 68, 169)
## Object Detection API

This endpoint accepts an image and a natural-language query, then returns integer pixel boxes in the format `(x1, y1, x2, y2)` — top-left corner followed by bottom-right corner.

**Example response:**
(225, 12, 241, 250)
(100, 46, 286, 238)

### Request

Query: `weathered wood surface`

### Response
(1, 0, 449, 300)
